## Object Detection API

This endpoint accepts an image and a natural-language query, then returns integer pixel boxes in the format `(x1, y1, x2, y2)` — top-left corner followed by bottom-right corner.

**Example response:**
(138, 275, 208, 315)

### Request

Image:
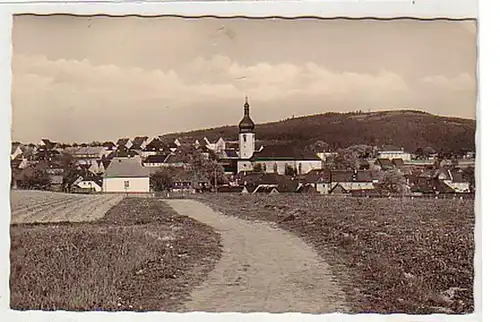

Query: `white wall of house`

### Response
(252, 160, 323, 175)
(237, 160, 253, 173)
(215, 138, 226, 153)
(143, 162, 167, 168)
(378, 151, 412, 161)
(103, 177, 150, 193)
(316, 182, 331, 194)
(337, 182, 375, 191)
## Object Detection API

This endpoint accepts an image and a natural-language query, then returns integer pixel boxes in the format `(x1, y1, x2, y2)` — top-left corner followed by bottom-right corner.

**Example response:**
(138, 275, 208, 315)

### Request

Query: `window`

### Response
(124, 180, 130, 188)
(243, 134, 247, 142)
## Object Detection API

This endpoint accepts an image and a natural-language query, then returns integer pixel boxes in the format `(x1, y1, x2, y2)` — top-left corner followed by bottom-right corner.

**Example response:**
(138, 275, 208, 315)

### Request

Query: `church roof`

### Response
(251, 145, 322, 161)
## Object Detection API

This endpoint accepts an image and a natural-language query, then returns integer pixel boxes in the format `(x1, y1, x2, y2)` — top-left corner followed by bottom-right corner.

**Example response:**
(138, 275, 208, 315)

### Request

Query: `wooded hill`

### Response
(160, 110, 476, 154)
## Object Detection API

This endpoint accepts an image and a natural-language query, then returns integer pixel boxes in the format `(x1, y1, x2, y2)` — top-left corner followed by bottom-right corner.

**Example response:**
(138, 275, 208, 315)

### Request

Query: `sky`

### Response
(11, 15, 477, 143)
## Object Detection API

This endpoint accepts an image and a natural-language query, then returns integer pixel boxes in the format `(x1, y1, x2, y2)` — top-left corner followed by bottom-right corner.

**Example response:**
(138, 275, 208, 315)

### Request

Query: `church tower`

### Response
(238, 96, 255, 159)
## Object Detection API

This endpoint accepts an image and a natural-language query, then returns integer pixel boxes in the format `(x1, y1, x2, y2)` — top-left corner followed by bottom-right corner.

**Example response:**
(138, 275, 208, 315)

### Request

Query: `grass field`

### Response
(10, 194, 222, 311)
(197, 194, 475, 314)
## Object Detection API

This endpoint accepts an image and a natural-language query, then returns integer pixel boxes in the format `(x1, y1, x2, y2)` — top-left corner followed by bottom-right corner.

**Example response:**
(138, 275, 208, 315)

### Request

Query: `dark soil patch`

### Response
(196, 194, 475, 314)
(10, 197, 222, 311)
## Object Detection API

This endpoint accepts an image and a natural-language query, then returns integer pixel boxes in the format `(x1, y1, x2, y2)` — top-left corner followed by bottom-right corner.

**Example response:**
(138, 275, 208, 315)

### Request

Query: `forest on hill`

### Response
(160, 110, 476, 154)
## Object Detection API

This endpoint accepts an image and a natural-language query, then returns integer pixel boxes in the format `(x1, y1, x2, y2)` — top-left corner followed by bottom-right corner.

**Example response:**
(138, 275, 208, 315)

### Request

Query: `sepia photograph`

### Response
(9, 14, 477, 315)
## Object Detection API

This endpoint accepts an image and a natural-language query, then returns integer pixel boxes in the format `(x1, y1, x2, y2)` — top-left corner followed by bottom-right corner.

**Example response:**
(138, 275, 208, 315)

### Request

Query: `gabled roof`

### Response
(376, 158, 394, 168)
(144, 154, 168, 164)
(116, 138, 130, 147)
(104, 157, 150, 178)
(144, 138, 166, 151)
(251, 145, 321, 161)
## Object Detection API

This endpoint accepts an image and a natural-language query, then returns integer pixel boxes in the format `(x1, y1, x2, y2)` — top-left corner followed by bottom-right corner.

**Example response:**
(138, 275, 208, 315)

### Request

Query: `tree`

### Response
(150, 167, 174, 192)
(306, 140, 331, 153)
(463, 166, 475, 193)
(175, 144, 227, 186)
(378, 170, 407, 195)
(17, 166, 51, 190)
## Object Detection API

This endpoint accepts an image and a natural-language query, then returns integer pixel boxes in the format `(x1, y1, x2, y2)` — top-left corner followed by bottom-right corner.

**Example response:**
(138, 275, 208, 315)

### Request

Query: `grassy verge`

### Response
(197, 194, 475, 314)
(10, 197, 222, 311)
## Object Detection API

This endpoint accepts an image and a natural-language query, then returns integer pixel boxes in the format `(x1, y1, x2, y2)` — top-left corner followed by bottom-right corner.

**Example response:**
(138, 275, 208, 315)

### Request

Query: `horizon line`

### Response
(11, 109, 476, 145)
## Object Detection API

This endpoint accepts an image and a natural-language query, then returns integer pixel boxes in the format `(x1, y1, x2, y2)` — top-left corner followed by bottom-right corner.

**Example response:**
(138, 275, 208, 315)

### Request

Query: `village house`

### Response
(376, 145, 412, 161)
(102, 156, 151, 193)
(141, 137, 167, 158)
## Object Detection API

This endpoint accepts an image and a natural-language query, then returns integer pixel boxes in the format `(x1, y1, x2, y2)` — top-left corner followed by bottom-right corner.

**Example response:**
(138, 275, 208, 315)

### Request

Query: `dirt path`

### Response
(167, 199, 348, 313)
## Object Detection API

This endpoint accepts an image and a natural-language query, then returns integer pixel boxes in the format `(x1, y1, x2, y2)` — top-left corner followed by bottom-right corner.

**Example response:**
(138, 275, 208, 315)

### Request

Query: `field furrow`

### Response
(10, 190, 125, 224)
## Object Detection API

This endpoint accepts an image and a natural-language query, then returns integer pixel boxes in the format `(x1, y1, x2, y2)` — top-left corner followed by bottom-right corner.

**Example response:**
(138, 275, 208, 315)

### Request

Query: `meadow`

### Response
(197, 194, 475, 314)
(10, 193, 222, 311)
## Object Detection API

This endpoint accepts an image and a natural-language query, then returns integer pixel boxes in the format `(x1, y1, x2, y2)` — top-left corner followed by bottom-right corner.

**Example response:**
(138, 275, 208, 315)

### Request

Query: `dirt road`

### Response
(167, 199, 348, 313)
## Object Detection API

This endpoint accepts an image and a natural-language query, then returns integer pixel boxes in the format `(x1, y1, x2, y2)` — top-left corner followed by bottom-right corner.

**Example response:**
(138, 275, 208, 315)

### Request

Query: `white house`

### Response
(103, 156, 150, 193)
(377, 146, 412, 161)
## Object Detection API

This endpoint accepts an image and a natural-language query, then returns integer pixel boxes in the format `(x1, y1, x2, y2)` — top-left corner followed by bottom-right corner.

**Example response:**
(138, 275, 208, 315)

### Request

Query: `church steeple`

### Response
(239, 96, 255, 133)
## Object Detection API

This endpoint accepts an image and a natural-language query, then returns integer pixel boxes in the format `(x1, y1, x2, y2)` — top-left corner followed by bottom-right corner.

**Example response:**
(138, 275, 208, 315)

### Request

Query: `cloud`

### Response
(13, 53, 475, 142)
(421, 73, 476, 91)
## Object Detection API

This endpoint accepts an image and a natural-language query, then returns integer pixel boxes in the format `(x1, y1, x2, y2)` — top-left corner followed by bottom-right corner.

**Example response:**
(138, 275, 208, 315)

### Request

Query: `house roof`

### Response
(251, 145, 321, 161)
(104, 157, 150, 178)
(301, 169, 329, 184)
(74, 146, 105, 156)
(392, 158, 405, 167)
(450, 169, 468, 183)
(116, 138, 130, 146)
(144, 138, 166, 151)
(376, 158, 394, 167)
(217, 186, 245, 193)
(355, 170, 373, 182)
(111, 149, 139, 158)
(330, 170, 355, 182)
(144, 154, 168, 164)
(11, 143, 22, 154)
(130, 136, 149, 150)
(165, 153, 185, 164)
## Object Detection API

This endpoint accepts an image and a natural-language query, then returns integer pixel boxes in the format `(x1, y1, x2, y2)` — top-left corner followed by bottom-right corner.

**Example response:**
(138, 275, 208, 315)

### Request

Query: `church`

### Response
(235, 98, 323, 175)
